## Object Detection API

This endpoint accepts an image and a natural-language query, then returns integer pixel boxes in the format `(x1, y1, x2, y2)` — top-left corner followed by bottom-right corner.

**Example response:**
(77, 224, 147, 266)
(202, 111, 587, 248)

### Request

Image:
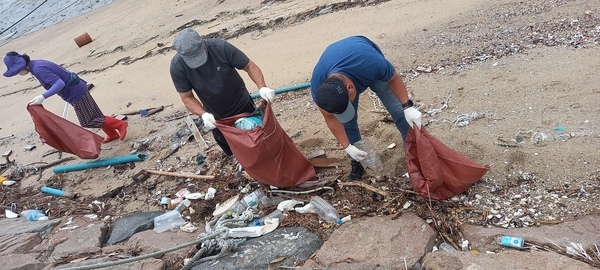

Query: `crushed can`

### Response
(500, 235, 524, 249)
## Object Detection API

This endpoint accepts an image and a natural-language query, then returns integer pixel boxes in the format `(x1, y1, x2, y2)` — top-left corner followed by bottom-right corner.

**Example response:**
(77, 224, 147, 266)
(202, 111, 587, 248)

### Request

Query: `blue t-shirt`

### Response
(170, 38, 252, 119)
(310, 36, 396, 102)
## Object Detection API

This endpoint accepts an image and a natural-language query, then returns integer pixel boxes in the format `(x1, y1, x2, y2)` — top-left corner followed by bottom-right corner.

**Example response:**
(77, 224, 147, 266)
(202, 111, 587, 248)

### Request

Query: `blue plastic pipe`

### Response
(41, 186, 66, 197)
(250, 82, 311, 99)
(53, 153, 148, 174)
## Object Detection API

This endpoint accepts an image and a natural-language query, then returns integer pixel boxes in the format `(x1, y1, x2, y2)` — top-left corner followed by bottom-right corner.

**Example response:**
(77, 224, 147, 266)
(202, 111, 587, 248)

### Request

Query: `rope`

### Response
(181, 238, 245, 270)
(59, 231, 224, 270)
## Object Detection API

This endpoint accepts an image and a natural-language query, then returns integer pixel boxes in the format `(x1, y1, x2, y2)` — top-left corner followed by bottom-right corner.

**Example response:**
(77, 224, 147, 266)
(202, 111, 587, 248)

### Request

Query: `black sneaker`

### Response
(349, 159, 365, 180)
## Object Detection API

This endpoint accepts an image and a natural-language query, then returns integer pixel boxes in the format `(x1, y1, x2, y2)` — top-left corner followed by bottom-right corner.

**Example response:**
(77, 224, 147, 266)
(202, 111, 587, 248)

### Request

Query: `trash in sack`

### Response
(404, 127, 490, 200)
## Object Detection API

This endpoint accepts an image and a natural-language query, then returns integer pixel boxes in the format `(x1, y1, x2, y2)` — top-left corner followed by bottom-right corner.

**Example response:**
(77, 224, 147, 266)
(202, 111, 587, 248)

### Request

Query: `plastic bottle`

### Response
(309, 196, 341, 224)
(241, 189, 266, 208)
(438, 242, 457, 252)
(20, 210, 48, 221)
(353, 138, 383, 174)
(252, 209, 285, 226)
(173, 199, 191, 213)
(229, 190, 268, 216)
(153, 210, 186, 233)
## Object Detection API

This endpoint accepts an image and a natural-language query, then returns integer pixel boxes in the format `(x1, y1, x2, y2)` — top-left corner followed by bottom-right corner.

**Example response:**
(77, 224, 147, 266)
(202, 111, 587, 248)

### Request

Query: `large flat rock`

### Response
(49, 217, 108, 263)
(462, 214, 600, 252)
(0, 217, 61, 236)
(423, 249, 597, 270)
(305, 213, 436, 269)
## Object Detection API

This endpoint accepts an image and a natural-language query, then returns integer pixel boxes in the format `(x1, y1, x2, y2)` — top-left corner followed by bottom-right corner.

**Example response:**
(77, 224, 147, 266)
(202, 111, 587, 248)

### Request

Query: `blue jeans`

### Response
(343, 80, 410, 144)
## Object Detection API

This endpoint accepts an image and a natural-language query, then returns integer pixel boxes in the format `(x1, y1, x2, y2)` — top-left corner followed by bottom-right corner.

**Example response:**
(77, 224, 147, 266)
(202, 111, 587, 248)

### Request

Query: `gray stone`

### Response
(191, 226, 323, 269)
(0, 253, 46, 270)
(422, 249, 597, 270)
(462, 214, 600, 252)
(0, 217, 61, 236)
(306, 213, 436, 269)
(105, 211, 164, 245)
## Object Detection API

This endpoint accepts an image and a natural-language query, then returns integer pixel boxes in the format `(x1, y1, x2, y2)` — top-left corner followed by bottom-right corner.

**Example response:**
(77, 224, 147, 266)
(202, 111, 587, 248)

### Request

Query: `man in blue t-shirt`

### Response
(170, 28, 275, 156)
(310, 36, 422, 180)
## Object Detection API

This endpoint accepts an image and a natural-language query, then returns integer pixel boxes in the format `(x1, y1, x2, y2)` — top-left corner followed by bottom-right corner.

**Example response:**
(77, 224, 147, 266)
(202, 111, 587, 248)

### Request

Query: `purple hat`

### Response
(315, 78, 355, 123)
(3, 53, 26, 77)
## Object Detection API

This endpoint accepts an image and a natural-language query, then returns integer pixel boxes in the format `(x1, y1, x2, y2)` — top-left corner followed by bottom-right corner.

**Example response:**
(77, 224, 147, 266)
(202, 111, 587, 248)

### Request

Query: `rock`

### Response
(191, 227, 323, 269)
(0, 217, 62, 236)
(0, 253, 46, 270)
(462, 215, 600, 252)
(54, 257, 166, 270)
(305, 213, 436, 269)
(422, 249, 597, 270)
(49, 217, 108, 263)
(105, 211, 164, 245)
(123, 229, 198, 266)
(0, 233, 43, 255)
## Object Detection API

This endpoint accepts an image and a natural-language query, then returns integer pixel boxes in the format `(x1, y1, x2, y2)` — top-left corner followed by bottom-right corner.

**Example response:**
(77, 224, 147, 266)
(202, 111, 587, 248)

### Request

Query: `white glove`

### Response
(259, 87, 275, 103)
(29, 95, 45, 105)
(344, 144, 367, 162)
(201, 112, 217, 130)
(404, 107, 422, 129)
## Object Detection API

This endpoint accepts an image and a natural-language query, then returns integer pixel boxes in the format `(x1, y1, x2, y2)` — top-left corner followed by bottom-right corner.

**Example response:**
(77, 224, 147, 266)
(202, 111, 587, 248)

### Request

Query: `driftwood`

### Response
(38, 157, 76, 170)
(338, 181, 389, 198)
(144, 169, 215, 179)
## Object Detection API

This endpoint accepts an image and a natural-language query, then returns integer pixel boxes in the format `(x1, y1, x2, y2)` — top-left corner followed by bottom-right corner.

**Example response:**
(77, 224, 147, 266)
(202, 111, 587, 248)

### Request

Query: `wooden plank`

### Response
(308, 157, 343, 168)
(144, 169, 215, 179)
(185, 115, 208, 149)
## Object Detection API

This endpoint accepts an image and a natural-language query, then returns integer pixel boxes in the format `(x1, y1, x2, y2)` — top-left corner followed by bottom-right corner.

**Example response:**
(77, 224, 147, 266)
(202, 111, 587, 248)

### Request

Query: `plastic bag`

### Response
(27, 104, 103, 159)
(216, 102, 316, 187)
(404, 127, 490, 200)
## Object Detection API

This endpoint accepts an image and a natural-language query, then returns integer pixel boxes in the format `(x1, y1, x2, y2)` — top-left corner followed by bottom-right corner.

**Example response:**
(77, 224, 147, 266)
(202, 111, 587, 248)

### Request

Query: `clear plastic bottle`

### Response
(353, 138, 383, 174)
(438, 242, 457, 252)
(230, 190, 269, 216)
(252, 209, 285, 226)
(20, 209, 48, 221)
(173, 199, 191, 213)
(310, 196, 341, 224)
(241, 189, 266, 208)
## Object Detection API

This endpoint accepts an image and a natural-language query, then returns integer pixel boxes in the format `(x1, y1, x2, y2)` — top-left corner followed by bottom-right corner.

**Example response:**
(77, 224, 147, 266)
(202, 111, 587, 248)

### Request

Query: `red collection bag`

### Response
(216, 103, 316, 187)
(404, 127, 490, 200)
(27, 104, 103, 159)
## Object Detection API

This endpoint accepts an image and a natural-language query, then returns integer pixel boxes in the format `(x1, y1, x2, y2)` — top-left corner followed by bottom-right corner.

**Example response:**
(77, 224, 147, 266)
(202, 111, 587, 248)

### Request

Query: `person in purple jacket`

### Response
(3, 51, 128, 143)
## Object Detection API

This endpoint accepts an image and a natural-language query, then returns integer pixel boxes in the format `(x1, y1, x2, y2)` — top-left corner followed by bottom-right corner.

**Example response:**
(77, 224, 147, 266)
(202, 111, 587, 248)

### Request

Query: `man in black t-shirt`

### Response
(170, 28, 275, 156)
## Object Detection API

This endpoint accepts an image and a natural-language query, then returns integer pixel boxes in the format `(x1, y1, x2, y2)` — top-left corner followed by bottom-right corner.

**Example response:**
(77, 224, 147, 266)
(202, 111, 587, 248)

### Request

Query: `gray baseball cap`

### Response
(174, 28, 207, 68)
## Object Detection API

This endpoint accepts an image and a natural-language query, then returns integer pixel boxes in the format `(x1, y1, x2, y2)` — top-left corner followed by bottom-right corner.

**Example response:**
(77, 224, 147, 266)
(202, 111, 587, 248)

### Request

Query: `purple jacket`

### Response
(30, 59, 87, 104)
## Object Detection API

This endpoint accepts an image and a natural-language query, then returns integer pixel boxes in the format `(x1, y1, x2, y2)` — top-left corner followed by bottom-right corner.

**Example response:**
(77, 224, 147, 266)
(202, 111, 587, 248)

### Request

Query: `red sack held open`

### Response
(216, 102, 316, 187)
(404, 126, 490, 200)
(27, 104, 103, 159)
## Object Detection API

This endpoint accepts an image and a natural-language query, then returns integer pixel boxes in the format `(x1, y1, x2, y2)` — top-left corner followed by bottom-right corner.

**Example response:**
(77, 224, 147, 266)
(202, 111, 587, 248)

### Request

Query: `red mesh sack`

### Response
(216, 103, 316, 187)
(27, 104, 103, 159)
(404, 126, 490, 200)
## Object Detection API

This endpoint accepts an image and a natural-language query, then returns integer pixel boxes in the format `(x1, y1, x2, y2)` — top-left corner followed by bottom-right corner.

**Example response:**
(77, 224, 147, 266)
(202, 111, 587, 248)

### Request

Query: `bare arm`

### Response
(388, 71, 410, 104)
(319, 107, 351, 148)
(242, 60, 267, 89)
(179, 91, 207, 116)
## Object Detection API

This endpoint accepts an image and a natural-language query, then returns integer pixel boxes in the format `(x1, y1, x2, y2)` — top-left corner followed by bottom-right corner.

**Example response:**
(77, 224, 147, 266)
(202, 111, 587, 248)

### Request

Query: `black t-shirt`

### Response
(170, 38, 252, 119)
